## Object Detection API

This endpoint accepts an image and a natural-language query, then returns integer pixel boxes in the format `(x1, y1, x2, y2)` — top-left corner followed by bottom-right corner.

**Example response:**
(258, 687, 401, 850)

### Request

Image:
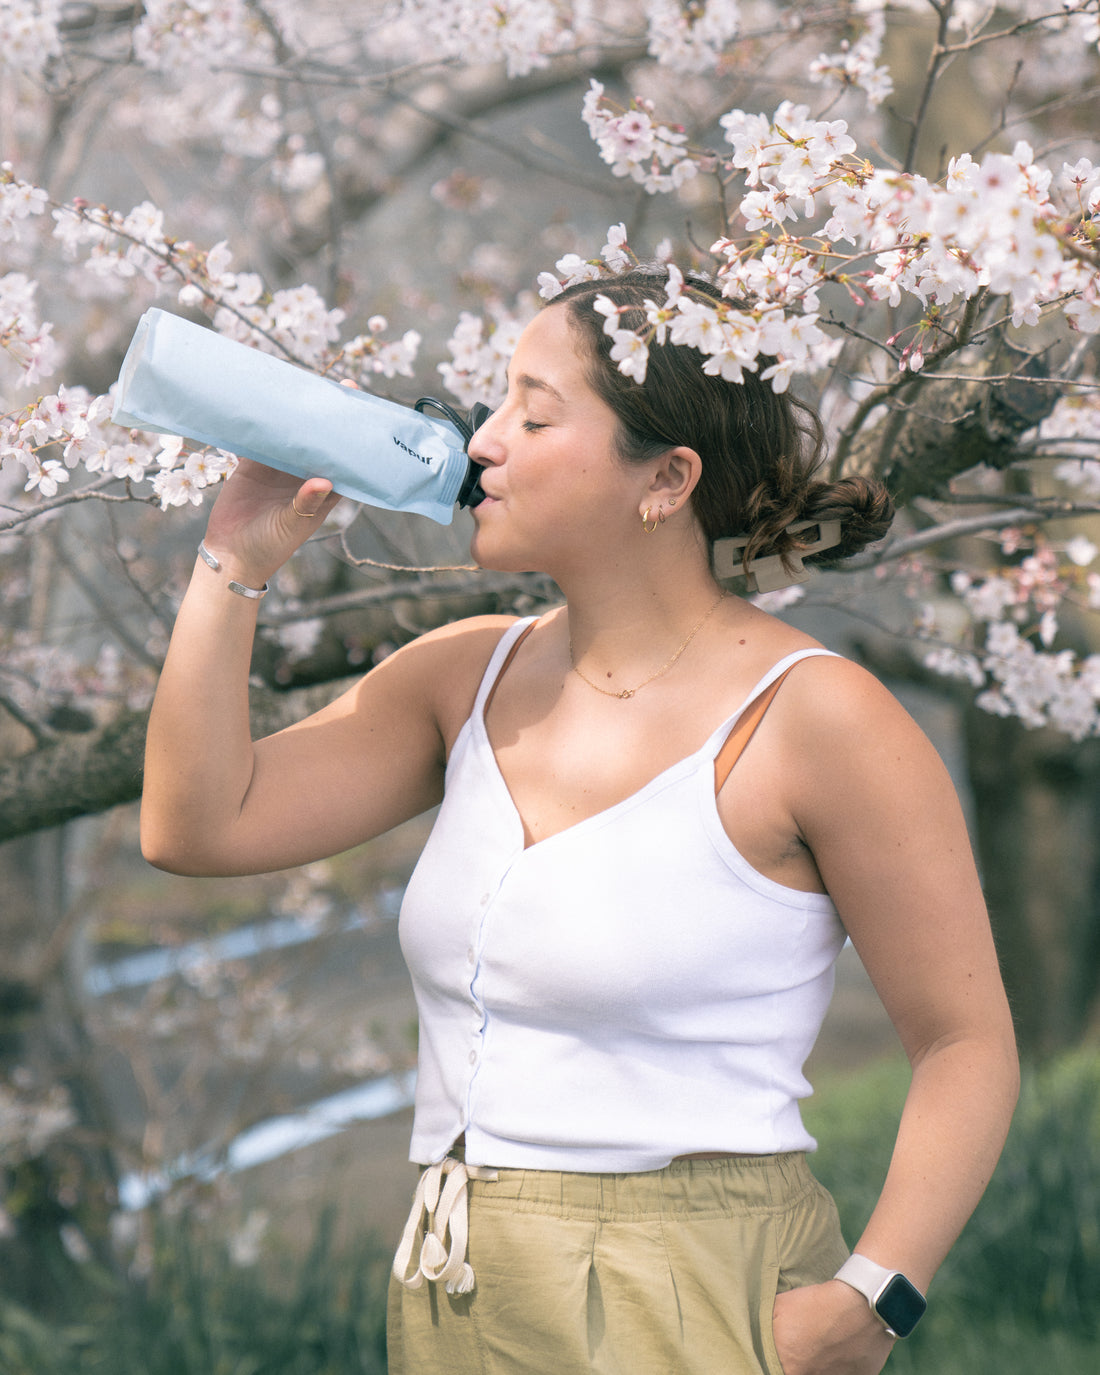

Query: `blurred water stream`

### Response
(86, 885, 418, 1209)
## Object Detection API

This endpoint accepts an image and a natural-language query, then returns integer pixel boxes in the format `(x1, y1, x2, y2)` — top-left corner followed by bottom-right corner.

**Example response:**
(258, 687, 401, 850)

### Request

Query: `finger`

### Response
(290, 477, 338, 520)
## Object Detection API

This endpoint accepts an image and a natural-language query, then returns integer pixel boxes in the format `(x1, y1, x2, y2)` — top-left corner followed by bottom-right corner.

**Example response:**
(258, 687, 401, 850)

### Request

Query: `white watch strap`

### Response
(834, 1252, 896, 1306)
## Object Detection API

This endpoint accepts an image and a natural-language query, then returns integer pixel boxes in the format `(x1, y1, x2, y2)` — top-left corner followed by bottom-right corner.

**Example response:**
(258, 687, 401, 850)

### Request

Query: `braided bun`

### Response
(802, 476, 895, 566)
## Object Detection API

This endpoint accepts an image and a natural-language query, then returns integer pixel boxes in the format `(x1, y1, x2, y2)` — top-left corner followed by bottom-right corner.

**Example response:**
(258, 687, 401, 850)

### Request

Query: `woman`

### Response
(141, 269, 1019, 1375)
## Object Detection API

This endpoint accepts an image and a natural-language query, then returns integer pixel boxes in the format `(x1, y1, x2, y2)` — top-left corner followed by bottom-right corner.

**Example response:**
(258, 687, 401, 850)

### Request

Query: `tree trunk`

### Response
(0, 830, 123, 1307)
(964, 706, 1100, 1057)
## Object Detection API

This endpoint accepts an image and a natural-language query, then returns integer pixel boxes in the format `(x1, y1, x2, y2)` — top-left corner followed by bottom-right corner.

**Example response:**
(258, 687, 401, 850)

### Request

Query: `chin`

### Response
(469, 534, 540, 575)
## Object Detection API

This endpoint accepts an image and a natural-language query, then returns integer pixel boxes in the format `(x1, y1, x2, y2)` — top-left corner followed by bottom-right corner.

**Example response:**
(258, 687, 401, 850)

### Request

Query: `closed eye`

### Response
(522, 420, 548, 432)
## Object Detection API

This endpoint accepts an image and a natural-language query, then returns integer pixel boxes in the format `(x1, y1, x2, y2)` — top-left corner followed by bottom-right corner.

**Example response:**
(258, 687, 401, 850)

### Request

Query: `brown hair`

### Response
(552, 269, 893, 574)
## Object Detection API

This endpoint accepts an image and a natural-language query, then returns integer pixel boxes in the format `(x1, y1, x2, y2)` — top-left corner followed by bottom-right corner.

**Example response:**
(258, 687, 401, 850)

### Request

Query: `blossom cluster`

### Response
(723, 106, 1100, 345)
(380, 0, 571, 78)
(368, 1, 1099, 82)
(1, 186, 243, 508)
(55, 1, 317, 175)
(335, 316, 423, 381)
(49, 200, 347, 370)
(915, 380, 1100, 739)
(131, 0, 278, 74)
(1, 162, 48, 247)
(826, 146, 1100, 338)
(0, 270, 59, 388)
(645, 0, 743, 74)
(437, 301, 533, 409)
(567, 91, 1100, 389)
(1, 363, 243, 509)
(1041, 391, 1100, 500)
(923, 537, 1100, 739)
(51, 198, 183, 306)
(537, 220, 840, 392)
(808, 10, 893, 107)
(860, 0, 1100, 47)
(371, 0, 795, 80)
(0, 627, 152, 735)
(582, 82, 700, 195)
(0, 0, 62, 80)
(1056, 457, 1100, 499)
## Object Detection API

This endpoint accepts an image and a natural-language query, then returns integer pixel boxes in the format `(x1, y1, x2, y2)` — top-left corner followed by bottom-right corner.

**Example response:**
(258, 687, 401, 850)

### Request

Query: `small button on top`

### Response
(468, 1049, 478, 1065)
(467, 947, 476, 965)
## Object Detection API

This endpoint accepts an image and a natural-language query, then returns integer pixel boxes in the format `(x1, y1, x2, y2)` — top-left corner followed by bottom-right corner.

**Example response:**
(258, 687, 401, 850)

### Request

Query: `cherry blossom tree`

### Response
(2, 0, 1100, 1278)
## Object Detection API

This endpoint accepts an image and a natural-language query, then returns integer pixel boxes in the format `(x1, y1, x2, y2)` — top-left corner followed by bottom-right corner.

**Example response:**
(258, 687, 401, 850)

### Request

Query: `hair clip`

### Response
(712, 519, 842, 593)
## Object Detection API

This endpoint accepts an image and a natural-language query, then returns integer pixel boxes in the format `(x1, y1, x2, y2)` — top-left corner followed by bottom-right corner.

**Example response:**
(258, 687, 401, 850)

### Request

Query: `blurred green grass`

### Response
(0, 1208, 390, 1375)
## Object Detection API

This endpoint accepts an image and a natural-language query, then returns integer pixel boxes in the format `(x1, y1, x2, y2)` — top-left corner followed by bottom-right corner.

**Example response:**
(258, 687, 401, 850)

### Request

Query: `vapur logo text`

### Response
(392, 435, 434, 466)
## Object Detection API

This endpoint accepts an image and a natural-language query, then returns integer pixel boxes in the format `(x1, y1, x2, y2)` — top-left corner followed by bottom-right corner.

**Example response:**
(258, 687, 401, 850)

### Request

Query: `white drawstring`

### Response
(393, 1157, 499, 1295)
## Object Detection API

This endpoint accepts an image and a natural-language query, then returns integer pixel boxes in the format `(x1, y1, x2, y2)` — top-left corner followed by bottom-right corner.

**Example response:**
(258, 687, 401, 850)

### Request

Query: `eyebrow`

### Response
(509, 371, 566, 404)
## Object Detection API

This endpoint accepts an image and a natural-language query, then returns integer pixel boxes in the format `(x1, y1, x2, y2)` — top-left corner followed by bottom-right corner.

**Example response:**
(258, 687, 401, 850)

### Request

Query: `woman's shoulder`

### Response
(384, 613, 529, 737)
(768, 643, 939, 779)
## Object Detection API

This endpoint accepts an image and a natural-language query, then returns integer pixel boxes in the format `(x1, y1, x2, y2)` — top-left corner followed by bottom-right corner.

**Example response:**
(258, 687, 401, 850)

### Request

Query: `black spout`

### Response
(415, 397, 493, 508)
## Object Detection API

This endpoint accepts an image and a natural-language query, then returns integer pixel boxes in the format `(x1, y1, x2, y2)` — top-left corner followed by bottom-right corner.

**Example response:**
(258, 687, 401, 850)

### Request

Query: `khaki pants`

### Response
(387, 1152, 849, 1375)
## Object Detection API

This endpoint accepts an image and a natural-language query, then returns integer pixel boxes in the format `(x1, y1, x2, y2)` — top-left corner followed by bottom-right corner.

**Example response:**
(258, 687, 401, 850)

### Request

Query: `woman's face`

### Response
(466, 305, 649, 575)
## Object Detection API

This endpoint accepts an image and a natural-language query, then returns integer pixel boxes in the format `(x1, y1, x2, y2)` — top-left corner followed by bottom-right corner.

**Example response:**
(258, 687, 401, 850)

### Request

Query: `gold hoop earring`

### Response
(642, 507, 659, 534)
(657, 507, 666, 524)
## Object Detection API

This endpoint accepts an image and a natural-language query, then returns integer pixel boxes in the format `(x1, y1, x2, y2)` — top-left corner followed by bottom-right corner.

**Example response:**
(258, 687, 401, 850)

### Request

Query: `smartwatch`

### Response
(833, 1253, 927, 1338)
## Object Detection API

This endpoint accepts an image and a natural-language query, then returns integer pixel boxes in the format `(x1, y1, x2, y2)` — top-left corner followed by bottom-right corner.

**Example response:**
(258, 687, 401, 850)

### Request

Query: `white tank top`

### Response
(399, 618, 846, 1171)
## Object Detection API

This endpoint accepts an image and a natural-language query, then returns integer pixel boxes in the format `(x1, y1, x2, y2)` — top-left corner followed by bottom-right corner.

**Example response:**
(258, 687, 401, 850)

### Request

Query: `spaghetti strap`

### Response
(483, 619, 538, 719)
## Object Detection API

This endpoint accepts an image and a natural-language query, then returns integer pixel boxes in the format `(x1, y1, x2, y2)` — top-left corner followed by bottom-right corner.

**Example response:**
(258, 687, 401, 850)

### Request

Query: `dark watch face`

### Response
(876, 1274, 927, 1338)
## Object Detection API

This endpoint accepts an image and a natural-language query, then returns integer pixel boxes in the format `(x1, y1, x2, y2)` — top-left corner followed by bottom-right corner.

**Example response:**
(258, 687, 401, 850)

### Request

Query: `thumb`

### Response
(289, 477, 339, 521)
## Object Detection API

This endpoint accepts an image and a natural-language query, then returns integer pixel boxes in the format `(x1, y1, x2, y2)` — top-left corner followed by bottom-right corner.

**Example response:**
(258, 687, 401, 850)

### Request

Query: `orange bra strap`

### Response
(713, 667, 794, 796)
(483, 620, 539, 719)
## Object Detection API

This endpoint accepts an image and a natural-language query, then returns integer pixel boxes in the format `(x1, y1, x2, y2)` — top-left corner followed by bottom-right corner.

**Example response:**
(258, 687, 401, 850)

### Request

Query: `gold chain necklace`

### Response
(569, 592, 727, 700)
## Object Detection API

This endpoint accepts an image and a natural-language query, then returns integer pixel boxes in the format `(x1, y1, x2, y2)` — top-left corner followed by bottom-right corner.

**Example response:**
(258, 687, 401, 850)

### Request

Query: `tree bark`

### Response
(0, 680, 344, 844)
(963, 706, 1100, 1055)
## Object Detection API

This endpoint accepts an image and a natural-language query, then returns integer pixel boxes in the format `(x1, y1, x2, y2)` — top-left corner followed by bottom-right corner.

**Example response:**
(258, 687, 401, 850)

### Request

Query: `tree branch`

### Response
(843, 505, 1056, 570)
(0, 680, 338, 843)
(273, 55, 636, 266)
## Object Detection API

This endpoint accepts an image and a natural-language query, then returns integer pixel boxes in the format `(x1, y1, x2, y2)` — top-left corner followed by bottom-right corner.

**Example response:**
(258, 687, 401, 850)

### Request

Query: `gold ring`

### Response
(292, 499, 314, 518)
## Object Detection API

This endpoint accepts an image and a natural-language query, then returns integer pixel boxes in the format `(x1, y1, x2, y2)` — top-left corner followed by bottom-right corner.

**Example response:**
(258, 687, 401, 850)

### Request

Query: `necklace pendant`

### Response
(618, 688, 635, 699)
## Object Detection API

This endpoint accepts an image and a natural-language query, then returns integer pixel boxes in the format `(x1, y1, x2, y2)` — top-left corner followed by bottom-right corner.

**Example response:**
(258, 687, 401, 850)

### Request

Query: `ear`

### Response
(642, 445, 702, 514)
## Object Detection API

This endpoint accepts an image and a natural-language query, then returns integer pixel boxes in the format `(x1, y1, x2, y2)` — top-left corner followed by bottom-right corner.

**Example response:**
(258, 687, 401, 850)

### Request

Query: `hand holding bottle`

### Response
(200, 457, 340, 592)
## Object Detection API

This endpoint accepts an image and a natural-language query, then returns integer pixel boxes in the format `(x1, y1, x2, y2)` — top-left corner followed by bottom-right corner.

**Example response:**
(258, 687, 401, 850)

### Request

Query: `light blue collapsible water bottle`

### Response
(112, 308, 488, 523)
